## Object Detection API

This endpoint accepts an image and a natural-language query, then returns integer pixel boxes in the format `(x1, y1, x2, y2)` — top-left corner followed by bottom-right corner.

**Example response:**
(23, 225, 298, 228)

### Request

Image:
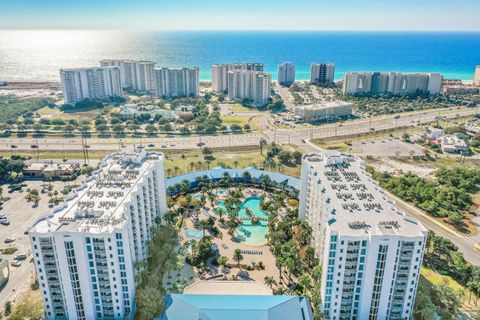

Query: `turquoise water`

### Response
(185, 229, 203, 239)
(194, 195, 203, 201)
(1, 30, 480, 81)
(216, 196, 269, 246)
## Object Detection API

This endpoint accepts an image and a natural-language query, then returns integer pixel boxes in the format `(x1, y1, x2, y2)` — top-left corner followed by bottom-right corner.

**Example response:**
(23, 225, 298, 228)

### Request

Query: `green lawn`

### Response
(220, 115, 251, 126)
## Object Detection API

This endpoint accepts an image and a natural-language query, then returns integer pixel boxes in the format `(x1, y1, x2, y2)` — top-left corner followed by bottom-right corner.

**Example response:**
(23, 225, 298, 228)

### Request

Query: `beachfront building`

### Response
(29, 152, 167, 320)
(294, 101, 353, 123)
(343, 72, 442, 96)
(299, 151, 427, 320)
(211, 63, 264, 93)
(278, 62, 296, 86)
(442, 85, 480, 95)
(474, 66, 480, 86)
(227, 69, 271, 106)
(100, 60, 156, 93)
(60, 67, 123, 104)
(310, 63, 335, 85)
(154, 67, 199, 98)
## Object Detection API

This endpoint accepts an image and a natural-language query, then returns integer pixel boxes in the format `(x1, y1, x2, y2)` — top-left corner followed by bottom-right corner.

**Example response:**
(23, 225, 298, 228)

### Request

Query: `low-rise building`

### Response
(440, 134, 469, 154)
(162, 280, 313, 320)
(426, 128, 444, 140)
(442, 85, 480, 95)
(294, 101, 353, 122)
(23, 160, 80, 179)
(118, 104, 180, 121)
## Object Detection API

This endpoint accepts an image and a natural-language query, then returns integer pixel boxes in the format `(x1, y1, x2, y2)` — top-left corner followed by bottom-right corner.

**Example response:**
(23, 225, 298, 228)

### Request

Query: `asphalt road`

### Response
(0, 106, 477, 153)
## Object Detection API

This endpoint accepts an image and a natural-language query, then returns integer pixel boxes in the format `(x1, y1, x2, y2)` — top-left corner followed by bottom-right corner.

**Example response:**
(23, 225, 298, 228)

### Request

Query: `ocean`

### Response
(0, 30, 479, 81)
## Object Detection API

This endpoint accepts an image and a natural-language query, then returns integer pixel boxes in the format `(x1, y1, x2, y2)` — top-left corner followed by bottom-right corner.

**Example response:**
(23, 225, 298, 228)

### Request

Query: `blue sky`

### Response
(1, 0, 479, 30)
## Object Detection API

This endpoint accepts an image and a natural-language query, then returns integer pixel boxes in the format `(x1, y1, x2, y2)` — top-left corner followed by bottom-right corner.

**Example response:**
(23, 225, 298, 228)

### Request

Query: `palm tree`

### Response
(233, 160, 239, 168)
(233, 249, 243, 269)
(173, 166, 180, 175)
(166, 168, 172, 178)
(198, 219, 210, 237)
(264, 276, 277, 289)
(189, 162, 195, 172)
(297, 275, 312, 296)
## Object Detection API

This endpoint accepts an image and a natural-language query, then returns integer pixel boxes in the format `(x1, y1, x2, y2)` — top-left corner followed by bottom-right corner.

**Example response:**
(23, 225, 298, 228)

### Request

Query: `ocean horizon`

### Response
(0, 29, 479, 81)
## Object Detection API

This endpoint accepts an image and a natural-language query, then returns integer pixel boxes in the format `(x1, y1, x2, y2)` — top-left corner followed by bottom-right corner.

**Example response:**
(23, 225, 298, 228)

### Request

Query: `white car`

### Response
(4, 237, 15, 243)
(11, 260, 21, 267)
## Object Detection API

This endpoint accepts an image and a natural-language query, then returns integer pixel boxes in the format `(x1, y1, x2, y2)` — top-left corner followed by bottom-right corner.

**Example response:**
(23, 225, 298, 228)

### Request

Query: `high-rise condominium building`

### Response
(278, 62, 296, 86)
(343, 72, 442, 96)
(474, 66, 480, 86)
(100, 60, 156, 93)
(227, 70, 271, 106)
(29, 152, 167, 320)
(310, 63, 335, 85)
(299, 151, 427, 320)
(154, 67, 199, 98)
(212, 63, 264, 93)
(60, 67, 123, 104)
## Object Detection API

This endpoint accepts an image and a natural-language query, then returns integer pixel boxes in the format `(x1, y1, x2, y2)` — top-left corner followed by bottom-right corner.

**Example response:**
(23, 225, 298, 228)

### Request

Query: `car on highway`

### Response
(197, 142, 205, 147)
(161, 145, 167, 148)
(4, 237, 15, 243)
(31, 144, 38, 148)
(10, 145, 17, 148)
(1, 220, 10, 226)
(11, 260, 21, 267)
(148, 144, 155, 147)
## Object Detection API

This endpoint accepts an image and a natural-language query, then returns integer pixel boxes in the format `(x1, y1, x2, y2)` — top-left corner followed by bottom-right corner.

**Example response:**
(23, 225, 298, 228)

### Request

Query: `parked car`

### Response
(1, 220, 10, 226)
(15, 253, 27, 260)
(4, 237, 15, 243)
(0, 214, 6, 219)
(11, 260, 21, 267)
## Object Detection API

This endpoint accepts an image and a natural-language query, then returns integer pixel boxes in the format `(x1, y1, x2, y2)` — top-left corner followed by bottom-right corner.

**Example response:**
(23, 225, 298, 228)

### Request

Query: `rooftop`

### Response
(303, 151, 426, 237)
(30, 152, 163, 234)
(295, 101, 353, 111)
(161, 294, 313, 320)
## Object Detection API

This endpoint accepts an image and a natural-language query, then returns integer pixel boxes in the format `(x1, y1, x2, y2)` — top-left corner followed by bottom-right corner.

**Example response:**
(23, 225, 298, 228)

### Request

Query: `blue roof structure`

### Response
(165, 167, 301, 195)
(161, 294, 314, 320)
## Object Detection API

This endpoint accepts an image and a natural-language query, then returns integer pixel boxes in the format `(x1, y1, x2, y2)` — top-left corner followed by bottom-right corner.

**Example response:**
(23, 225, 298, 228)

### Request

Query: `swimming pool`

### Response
(216, 196, 269, 246)
(185, 229, 203, 239)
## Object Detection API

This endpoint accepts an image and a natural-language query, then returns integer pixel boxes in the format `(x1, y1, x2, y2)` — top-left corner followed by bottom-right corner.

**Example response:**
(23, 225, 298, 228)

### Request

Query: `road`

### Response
(0, 106, 478, 153)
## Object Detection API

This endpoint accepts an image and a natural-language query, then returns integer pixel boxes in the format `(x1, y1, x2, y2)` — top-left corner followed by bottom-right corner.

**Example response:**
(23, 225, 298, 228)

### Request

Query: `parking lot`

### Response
(0, 179, 80, 308)
(351, 137, 427, 157)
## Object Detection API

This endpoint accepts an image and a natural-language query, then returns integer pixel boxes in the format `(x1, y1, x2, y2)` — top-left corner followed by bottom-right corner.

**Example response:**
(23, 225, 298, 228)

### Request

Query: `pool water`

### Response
(216, 196, 269, 246)
(185, 229, 203, 239)
(194, 194, 203, 201)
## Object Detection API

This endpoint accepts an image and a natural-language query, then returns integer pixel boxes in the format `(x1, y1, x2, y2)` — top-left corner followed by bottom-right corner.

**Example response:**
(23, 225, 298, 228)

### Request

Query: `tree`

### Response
(4, 301, 12, 316)
(233, 248, 243, 269)
(264, 276, 277, 288)
(218, 256, 229, 270)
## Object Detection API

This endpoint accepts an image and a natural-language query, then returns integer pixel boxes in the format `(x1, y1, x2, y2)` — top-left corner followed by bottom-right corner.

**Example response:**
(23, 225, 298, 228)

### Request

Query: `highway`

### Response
(0, 106, 478, 152)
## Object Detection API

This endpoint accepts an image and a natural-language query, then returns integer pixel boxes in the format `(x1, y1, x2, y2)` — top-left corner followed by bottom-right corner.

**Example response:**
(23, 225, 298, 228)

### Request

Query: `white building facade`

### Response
(29, 152, 167, 320)
(294, 102, 353, 122)
(474, 66, 480, 86)
(100, 60, 156, 93)
(60, 67, 123, 104)
(154, 67, 199, 98)
(278, 62, 295, 86)
(343, 72, 442, 96)
(227, 70, 271, 106)
(212, 63, 264, 93)
(310, 63, 335, 85)
(299, 152, 427, 320)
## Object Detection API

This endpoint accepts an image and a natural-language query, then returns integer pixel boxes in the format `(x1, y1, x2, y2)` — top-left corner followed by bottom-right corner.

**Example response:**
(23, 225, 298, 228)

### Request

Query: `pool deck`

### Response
(179, 187, 283, 286)
(184, 280, 273, 295)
